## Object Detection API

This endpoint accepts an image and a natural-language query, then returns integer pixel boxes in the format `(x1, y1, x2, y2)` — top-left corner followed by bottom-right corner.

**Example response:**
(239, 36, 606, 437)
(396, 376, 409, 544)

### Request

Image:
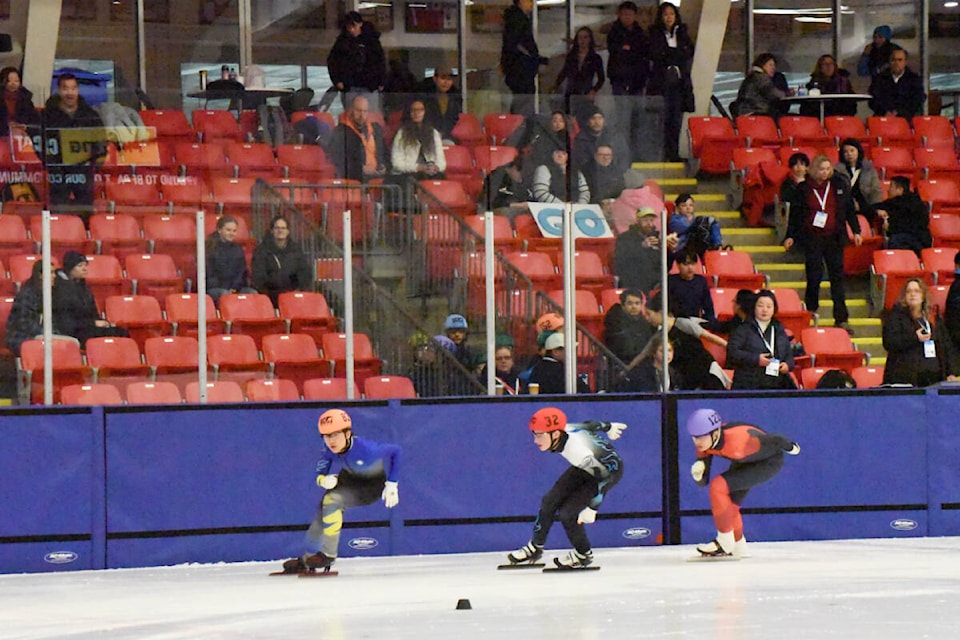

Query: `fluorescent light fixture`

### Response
(795, 16, 833, 22)
(946, 1, 959, 6)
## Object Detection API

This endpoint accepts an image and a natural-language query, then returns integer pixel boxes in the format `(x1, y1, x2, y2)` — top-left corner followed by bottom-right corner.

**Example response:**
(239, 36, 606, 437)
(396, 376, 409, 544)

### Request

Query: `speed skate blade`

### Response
(543, 566, 601, 572)
(497, 563, 545, 570)
(297, 569, 339, 578)
(686, 554, 740, 563)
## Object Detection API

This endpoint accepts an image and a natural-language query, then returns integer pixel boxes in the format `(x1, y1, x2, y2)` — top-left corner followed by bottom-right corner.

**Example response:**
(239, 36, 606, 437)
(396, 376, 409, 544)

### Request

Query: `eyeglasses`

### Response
(273, 226, 289, 231)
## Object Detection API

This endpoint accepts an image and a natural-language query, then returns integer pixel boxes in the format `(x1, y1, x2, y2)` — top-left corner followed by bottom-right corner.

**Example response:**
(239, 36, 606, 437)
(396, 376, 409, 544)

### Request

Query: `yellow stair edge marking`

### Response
(725, 228, 778, 235)
(820, 299, 869, 307)
(776, 280, 831, 288)
(848, 318, 881, 326)
(853, 337, 883, 346)
(869, 357, 887, 366)
(759, 263, 807, 270)
(666, 193, 725, 200)
(744, 246, 786, 253)
(632, 162, 685, 169)
(657, 178, 698, 186)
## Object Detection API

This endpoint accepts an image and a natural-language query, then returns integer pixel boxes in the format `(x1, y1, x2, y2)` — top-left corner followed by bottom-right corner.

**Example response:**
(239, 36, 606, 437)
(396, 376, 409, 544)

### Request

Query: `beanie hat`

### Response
(62, 251, 87, 274)
(874, 25, 892, 41)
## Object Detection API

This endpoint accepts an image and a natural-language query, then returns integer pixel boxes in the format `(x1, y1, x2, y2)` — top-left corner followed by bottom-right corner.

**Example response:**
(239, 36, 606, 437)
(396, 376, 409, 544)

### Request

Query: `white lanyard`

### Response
(813, 181, 831, 211)
(757, 323, 775, 354)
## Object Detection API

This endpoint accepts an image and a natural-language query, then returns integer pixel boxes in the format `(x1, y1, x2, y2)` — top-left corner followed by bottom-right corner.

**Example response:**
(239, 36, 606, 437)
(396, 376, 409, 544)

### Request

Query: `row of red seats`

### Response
(871, 248, 958, 310)
(15, 329, 383, 404)
(58, 374, 417, 406)
(690, 114, 960, 175)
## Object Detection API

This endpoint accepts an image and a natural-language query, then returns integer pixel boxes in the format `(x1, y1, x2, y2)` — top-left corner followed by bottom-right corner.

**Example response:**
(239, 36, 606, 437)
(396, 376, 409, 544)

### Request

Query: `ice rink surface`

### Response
(5, 537, 960, 639)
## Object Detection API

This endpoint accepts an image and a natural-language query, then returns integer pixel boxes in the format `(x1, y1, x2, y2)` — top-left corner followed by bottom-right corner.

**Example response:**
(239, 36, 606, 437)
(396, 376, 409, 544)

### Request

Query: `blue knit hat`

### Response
(874, 25, 892, 41)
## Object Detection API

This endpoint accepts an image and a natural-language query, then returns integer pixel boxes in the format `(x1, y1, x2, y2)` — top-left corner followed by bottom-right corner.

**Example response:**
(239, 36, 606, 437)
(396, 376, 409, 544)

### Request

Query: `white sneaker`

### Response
(553, 549, 593, 569)
(507, 542, 543, 564)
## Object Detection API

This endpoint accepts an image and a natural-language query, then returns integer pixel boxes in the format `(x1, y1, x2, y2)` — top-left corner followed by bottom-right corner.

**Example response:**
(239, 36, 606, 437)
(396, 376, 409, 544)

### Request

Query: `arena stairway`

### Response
(656, 167, 885, 366)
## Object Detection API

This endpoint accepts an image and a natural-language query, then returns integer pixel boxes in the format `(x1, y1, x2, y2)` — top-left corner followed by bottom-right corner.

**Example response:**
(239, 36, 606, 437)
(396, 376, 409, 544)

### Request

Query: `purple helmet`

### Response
(686, 408, 722, 437)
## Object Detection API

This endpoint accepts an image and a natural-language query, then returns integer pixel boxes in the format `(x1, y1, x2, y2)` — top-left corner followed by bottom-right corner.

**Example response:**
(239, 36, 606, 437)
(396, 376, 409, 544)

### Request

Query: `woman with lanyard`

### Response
(783, 154, 862, 335)
(727, 289, 796, 390)
(882, 278, 954, 387)
(834, 138, 883, 228)
(646, 2, 695, 162)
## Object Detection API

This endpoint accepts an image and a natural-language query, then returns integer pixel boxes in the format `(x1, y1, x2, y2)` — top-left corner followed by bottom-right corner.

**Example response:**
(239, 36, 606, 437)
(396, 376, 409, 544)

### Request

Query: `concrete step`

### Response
(631, 161, 688, 181)
(664, 193, 728, 211)
(723, 228, 778, 245)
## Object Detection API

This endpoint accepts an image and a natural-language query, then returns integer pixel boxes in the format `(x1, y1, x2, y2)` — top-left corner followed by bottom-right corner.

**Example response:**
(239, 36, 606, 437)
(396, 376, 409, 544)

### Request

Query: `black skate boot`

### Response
(304, 552, 335, 572)
(507, 542, 543, 565)
(553, 549, 593, 569)
(281, 556, 307, 574)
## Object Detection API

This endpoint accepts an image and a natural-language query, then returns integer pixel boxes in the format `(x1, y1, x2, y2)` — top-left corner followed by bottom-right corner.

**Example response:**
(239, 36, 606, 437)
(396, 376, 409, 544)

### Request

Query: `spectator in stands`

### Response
(382, 54, 418, 118)
(605, 1, 649, 163)
(526, 332, 590, 394)
(882, 278, 951, 387)
(669, 194, 724, 259)
(501, 0, 548, 117)
(389, 100, 445, 183)
(779, 152, 809, 225)
(552, 26, 605, 123)
(42, 73, 105, 222)
(733, 53, 785, 119)
(477, 342, 523, 395)
(727, 289, 796, 390)
(417, 62, 462, 144)
(783, 154, 862, 335)
(834, 138, 883, 224)
(614, 206, 678, 294)
(875, 176, 931, 257)
(625, 339, 683, 392)
(206, 216, 256, 306)
(584, 144, 626, 205)
(604, 288, 655, 364)
(327, 11, 386, 111)
(857, 25, 896, 80)
(52, 252, 128, 346)
(5, 261, 45, 356)
(667, 248, 718, 330)
(647, 1, 695, 162)
(801, 55, 856, 118)
(326, 94, 387, 183)
(943, 252, 960, 357)
(526, 111, 574, 178)
(251, 215, 313, 306)
(443, 313, 479, 372)
(484, 155, 530, 217)
(868, 46, 925, 119)
(714, 289, 757, 336)
(531, 148, 590, 204)
(407, 334, 474, 398)
(0, 67, 38, 136)
(624, 291, 728, 390)
(572, 106, 630, 177)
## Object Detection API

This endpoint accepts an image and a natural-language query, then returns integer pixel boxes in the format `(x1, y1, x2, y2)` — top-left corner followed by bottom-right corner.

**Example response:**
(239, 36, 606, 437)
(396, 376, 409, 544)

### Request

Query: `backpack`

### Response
(816, 370, 857, 389)
(684, 215, 719, 258)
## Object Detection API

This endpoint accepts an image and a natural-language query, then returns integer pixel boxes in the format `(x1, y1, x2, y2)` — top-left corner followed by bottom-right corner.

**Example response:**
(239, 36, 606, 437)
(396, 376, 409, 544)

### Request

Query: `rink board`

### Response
(2, 389, 960, 573)
(677, 391, 930, 542)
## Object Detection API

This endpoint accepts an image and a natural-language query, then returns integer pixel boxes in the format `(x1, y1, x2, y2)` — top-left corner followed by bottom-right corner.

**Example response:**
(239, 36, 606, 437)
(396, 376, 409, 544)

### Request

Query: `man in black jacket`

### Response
(42, 73, 105, 222)
(606, 1, 648, 162)
(501, 0, 548, 117)
(868, 47, 925, 119)
(876, 176, 931, 257)
(325, 94, 387, 183)
(327, 11, 386, 111)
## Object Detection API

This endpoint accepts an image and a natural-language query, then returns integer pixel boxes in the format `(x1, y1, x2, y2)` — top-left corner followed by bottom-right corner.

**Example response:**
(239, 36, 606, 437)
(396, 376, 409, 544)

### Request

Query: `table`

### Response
(780, 93, 873, 123)
(186, 87, 293, 112)
(934, 87, 960, 117)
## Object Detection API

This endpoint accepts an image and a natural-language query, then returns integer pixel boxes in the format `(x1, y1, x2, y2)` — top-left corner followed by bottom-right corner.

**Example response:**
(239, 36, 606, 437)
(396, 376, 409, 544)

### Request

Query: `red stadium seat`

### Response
(261, 332, 329, 393)
(687, 116, 739, 175)
(84, 335, 150, 396)
(799, 327, 866, 373)
(164, 293, 225, 337)
(89, 213, 146, 259)
(709, 287, 738, 322)
(799, 366, 840, 390)
(139, 109, 194, 141)
(320, 332, 382, 388)
(185, 380, 245, 403)
(703, 250, 768, 289)
(870, 249, 934, 310)
(768, 287, 815, 338)
(125, 253, 186, 305)
(206, 333, 269, 384)
(503, 251, 560, 291)
(930, 214, 960, 249)
(363, 375, 417, 399)
(867, 116, 915, 148)
(850, 365, 885, 388)
(144, 335, 201, 392)
(191, 109, 242, 142)
(450, 112, 484, 148)
(60, 383, 124, 405)
(276, 144, 336, 182)
(18, 337, 93, 404)
(84, 254, 131, 311)
(141, 215, 198, 281)
(125, 380, 183, 404)
(911, 115, 956, 149)
(913, 147, 960, 184)
(442, 144, 482, 199)
(277, 291, 338, 344)
(735, 115, 780, 148)
(921, 247, 958, 285)
(245, 378, 301, 401)
(419, 179, 475, 217)
(29, 214, 93, 256)
(302, 377, 350, 400)
(0, 214, 33, 261)
(844, 213, 884, 275)
(777, 116, 831, 149)
(473, 145, 518, 176)
(483, 113, 524, 145)
(104, 295, 170, 350)
(556, 250, 615, 300)
(918, 179, 960, 215)
(218, 293, 286, 349)
(225, 142, 281, 178)
(869, 146, 916, 180)
(824, 116, 871, 151)
(174, 141, 232, 180)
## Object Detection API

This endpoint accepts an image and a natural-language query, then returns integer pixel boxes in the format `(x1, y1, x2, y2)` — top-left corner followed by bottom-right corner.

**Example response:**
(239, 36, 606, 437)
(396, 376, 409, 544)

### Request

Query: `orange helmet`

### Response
(318, 409, 352, 435)
(529, 407, 567, 433)
(536, 312, 564, 332)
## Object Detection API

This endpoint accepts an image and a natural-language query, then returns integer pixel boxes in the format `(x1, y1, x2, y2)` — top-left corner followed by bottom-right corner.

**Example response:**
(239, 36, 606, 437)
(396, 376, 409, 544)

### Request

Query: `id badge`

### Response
(765, 358, 780, 376)
(812, 211, 828, 228)
(924, 340, 937, 358)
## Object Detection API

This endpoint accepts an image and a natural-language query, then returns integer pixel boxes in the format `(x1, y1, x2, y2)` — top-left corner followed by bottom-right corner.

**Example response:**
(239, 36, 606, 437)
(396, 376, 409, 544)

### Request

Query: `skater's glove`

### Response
(382, 481, 399, 508)
(317, 474, 338, 490)
(577, 507, 597, 525)
(785, 442, 800, 455)
(691, 460, 706, 483)
(606, 422, 627, 440)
